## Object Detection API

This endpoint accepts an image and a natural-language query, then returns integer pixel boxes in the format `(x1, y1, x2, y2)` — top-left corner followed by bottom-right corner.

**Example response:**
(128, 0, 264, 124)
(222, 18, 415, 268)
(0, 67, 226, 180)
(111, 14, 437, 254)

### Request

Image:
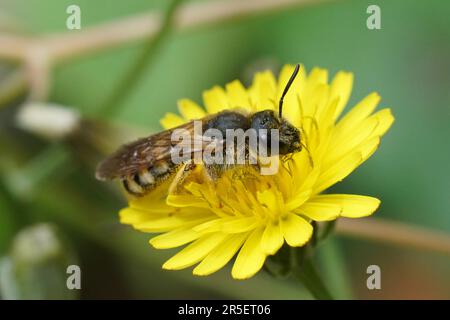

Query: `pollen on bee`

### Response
(139, 170, 155, 185)
(152, 161, 170, 176)
(124, 177, 144, 195)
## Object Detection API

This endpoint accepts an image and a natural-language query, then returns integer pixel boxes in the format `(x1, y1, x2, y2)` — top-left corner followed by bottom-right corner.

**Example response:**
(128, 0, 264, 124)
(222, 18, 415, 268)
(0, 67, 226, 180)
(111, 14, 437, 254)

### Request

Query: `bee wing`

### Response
(95, 130, 172, 181)
(95, 118, 224, 181)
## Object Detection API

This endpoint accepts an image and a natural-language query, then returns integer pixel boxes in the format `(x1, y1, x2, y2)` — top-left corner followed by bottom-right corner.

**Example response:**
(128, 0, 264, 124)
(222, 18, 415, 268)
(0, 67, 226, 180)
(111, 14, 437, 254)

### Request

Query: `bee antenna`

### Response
(279, 64, 300, 118)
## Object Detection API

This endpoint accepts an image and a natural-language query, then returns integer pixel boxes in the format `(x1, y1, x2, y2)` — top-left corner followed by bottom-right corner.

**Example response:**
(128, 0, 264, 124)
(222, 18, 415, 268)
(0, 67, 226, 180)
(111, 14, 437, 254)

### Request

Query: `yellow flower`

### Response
(119, 64, 394, 280)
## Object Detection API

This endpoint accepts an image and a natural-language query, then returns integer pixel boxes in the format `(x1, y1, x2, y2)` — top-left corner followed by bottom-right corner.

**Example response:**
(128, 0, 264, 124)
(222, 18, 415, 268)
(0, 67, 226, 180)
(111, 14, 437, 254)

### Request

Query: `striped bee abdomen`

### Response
(122, 160, 178, 196)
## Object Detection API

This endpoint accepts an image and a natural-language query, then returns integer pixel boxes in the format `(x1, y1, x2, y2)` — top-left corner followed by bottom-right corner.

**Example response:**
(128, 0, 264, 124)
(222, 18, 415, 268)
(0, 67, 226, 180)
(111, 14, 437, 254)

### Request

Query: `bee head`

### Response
(250, 63, 303, 156)
(279, 118, 302, 154)
(250, 110, 302, 155)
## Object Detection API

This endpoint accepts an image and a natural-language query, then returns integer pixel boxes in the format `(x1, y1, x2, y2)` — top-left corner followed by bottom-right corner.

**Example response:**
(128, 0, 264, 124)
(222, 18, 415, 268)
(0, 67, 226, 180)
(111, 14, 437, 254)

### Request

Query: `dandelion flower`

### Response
(119, 64, 394, 280)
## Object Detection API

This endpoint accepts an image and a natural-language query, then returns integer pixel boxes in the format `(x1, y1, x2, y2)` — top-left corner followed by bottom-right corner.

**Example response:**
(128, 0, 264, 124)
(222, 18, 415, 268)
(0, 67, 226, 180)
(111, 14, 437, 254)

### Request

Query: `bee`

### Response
(96, 64, 305, 197)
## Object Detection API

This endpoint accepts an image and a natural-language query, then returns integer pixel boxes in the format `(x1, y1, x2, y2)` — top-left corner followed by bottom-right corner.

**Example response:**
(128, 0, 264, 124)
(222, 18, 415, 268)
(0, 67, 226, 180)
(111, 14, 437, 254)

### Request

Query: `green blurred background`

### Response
(0, 0, 449, 299)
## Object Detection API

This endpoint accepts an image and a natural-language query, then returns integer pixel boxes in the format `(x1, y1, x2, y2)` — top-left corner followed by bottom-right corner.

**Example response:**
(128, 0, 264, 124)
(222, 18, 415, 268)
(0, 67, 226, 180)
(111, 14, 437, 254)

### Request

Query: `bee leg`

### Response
(168, 161, 196, 195)
(203, 164, 224, 185)
(300, 142, 314, 168)
(280, 154, 294, 176)
(298, 119, 315, 168)
(231, 164, 260, 181)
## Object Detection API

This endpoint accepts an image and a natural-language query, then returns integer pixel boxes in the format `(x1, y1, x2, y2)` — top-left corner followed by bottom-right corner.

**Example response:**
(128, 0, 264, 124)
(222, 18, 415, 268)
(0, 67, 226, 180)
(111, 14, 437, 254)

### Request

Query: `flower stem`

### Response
(292, 258, 334, 300)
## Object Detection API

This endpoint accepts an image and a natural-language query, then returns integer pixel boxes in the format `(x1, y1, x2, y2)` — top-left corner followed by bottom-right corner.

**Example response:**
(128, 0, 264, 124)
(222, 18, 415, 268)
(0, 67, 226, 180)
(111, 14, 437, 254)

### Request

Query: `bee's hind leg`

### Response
(231, 164, 260, 181)
(168, 161, 197, 195)
(202, 164, 223, 184)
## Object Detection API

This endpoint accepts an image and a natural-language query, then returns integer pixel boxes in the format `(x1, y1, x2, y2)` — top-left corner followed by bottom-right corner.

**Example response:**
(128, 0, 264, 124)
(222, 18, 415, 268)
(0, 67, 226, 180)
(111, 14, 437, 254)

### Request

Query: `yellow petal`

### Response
(260, 221, 284, 255)
(296, 201, 341, 221)
(314, 152, 362, 194)
(134, 214, 209, 233)
(278, 64, 305, 88)
(193, 233, 247, 276)
(129, 199, 172, 214)
(150, 226, 200, 249)
(119, 207, 164, 225)
(162, 233, 227, 270)
(280, 213, 313, 247)
(332, 108, 393, 159)
(371, 108, 395, 137)
(231, 227, 266, 279)
(251, 71, 277, 111)
(128, 179, 175, 213)
(336, 92, 380, 132)
(203, 86, 229, 114)
(290, 158, 319, 193)
(315, 94, 338, 141)
(257, 189, 282, 213)
(277, 64, 305, 126)
(313, 194, 380, 218)
(177, 99, 206, 120)
(160, 112, 185, 129)
(308, 86, 331, 124)
(193, 218, 223, 233)
(360, 136, 380, 161)
(281, 97, 302, 127)
(166, 194, 209, 208)
(301, 68, 328, 115)
(285, 190, 311, 212)
(278, 64, 298, 91)
(306, 67, 328, 88)
(330, 71, 353, 119)
(226, 80, 250, 108)
(325, 117, 379, 165)
(221, 217, 259, 234)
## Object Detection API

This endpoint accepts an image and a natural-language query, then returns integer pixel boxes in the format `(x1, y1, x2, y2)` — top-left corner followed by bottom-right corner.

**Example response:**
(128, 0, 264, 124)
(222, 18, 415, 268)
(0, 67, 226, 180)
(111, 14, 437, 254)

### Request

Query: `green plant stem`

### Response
(292, 258, 333, 300)
(0, 68, 27, 108)
(5, 144, 71, 197)
(318, 239, 353, 299)
(336, 218, 450, 257)
(98, 0, 183, 116)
